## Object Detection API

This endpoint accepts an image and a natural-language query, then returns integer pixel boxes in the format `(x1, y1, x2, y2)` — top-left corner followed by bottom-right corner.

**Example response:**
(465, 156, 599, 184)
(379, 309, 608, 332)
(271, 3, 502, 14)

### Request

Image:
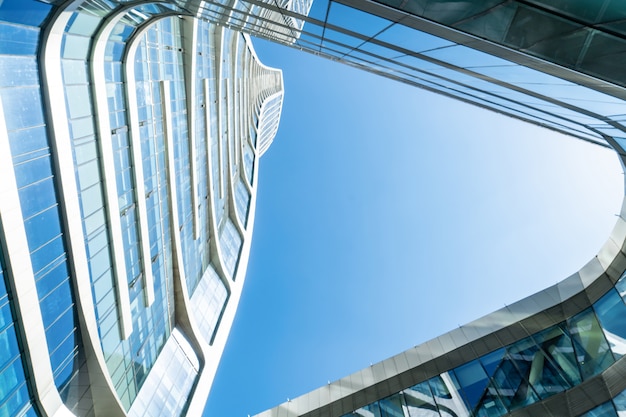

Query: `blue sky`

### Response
(202, 37, 623, 416)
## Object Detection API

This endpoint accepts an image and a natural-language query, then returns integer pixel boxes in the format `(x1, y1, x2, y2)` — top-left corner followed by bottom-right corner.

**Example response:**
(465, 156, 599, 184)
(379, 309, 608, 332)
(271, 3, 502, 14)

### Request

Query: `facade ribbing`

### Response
(0, 1, 284, 416)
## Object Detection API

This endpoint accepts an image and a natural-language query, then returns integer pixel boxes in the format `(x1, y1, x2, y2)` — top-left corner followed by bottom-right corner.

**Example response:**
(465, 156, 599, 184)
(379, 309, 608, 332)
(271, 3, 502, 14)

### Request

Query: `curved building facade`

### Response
(0, 1, 284, 416)
(188, 0, 626, 416)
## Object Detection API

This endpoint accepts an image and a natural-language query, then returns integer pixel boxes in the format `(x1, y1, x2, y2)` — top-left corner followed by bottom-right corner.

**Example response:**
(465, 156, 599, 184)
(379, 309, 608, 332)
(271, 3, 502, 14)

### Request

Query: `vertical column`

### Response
(125, 33, 156, 307)
(161, 80, 187, 284)
(40, 6, 130, 415)
(91, 29, 133, 339)
(0, 91, 67, 417)
(183, 16, 201, 240)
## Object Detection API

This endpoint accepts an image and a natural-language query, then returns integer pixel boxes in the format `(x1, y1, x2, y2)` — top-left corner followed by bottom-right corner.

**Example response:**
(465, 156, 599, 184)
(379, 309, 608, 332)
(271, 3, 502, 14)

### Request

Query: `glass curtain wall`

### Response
(341, 272, 626, 417)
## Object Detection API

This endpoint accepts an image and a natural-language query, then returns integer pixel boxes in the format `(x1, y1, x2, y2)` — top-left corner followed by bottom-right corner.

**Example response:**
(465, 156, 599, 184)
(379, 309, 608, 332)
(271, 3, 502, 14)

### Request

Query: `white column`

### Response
(124, 21, 159, 307)
(90, 24, 133, 339)
(0, 88, 72, 417)
(39, 4, 129, 415)
(161, 80, 187, 287)
(183, 16, 201, 241)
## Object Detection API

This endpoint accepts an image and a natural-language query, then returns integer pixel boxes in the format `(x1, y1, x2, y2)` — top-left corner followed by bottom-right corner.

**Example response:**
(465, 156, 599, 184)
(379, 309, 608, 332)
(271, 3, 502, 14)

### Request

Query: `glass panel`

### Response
(531, 324, 581, 388)
(488, 352, 538, 411)
(0, 22, 39, 55)
(429, 375, 469, 417)
(0, 0, 52, 26)
(454, 2, 517, 42)
(567, 308, 615, 379)
(423, 45, 512, 70)
(578, 31, 626, 87)
(379, 393, 405, 417)
(403, 381, 439, 417)
(479, 348, 505, 378)
(594, 289, 626, 358)
(453, 360, 489, 411)
(326, 2, 392, 37)
(375, 23, 453, 53)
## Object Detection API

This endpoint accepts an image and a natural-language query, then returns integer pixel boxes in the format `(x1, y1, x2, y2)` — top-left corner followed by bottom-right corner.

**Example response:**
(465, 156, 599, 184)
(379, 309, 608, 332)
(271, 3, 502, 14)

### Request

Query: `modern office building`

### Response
(186, 0, 626, 416)
(5, 1, 626, 417)
(0, 1, 289, 416)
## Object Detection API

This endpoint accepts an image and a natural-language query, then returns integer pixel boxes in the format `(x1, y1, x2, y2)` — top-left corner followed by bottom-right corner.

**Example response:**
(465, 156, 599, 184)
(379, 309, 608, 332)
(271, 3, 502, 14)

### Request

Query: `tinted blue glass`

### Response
(8, 126, 47, 157)
(13, 157, 53, 188)
(49, 330, 77, 371)
(488, 356, 534, 411)
(0, 56, 39, 88)
(40, 281, 73, 329)
(0, 326, 21, 369)
(0, 382, 29, 417)
(453, 359, 489, 411)
(403, 381, 439, 416)
(568, 308, 615, 379)
(19, 178, 57, 219)
(594, 289, 626, 358)
(0, 358, 26, 397)
(0, 0, 52, 26)
(53, 354, 77, 387)
(0, 301, 12, 331)
(61, 34, 91, 60)
(531, 324, 581, 387)
(479, 348, 505, 378)
(379, 393, 405, 417)
(24, 406, 38, 417)
(35, 260, 69, 300)
(23, 206, 62, 252)
(30, 237, 65, 275)
(0, 87, 44, 130)
(0, 23, 39, 55)
(46, 309, 76, 354)
(0, 236, 37, 415)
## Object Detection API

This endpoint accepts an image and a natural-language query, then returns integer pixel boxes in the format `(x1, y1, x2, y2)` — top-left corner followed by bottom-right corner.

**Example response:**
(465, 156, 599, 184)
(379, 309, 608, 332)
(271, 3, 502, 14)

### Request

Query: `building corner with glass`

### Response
(0, 1, 289, 416)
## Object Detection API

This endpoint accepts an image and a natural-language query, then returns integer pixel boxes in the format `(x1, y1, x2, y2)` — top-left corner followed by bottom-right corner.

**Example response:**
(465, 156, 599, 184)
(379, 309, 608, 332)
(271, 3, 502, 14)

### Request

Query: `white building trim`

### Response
(0, 84, 73, 417)
(183, 16, 201, 240)
(90, 18, 134, 340)
(40, 3, 129, 415)
(123, 15, 164, 308)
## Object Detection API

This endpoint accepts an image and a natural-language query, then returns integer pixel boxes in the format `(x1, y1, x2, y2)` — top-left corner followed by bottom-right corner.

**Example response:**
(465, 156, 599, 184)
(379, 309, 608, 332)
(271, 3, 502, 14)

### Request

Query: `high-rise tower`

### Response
(0, 1, 285, 416)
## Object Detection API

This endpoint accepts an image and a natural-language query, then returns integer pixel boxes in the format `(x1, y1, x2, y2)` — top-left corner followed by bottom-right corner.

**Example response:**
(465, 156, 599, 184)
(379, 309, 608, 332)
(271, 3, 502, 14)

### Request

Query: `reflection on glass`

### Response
(568, 308, 614, 380)
(403, 381, 439, 417)
(594, 289, 626, 357)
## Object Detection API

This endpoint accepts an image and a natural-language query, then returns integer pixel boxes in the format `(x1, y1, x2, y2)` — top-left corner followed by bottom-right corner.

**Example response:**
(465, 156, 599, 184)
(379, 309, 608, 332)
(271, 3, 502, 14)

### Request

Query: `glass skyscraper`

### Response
(0, 1, 289, 416)
(5, 1, 626, 417)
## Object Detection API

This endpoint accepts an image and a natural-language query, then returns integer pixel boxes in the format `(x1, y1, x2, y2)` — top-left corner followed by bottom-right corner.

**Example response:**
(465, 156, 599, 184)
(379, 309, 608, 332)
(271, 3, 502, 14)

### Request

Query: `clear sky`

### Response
(202, 37, 624, 416)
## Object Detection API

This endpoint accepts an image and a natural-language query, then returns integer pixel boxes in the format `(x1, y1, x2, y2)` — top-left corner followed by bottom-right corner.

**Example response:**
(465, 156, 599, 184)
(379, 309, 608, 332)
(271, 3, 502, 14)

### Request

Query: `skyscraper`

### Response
(4, 1, 626, 417)
(0, 1, 286, 416)
(186, 0, 626, 416)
